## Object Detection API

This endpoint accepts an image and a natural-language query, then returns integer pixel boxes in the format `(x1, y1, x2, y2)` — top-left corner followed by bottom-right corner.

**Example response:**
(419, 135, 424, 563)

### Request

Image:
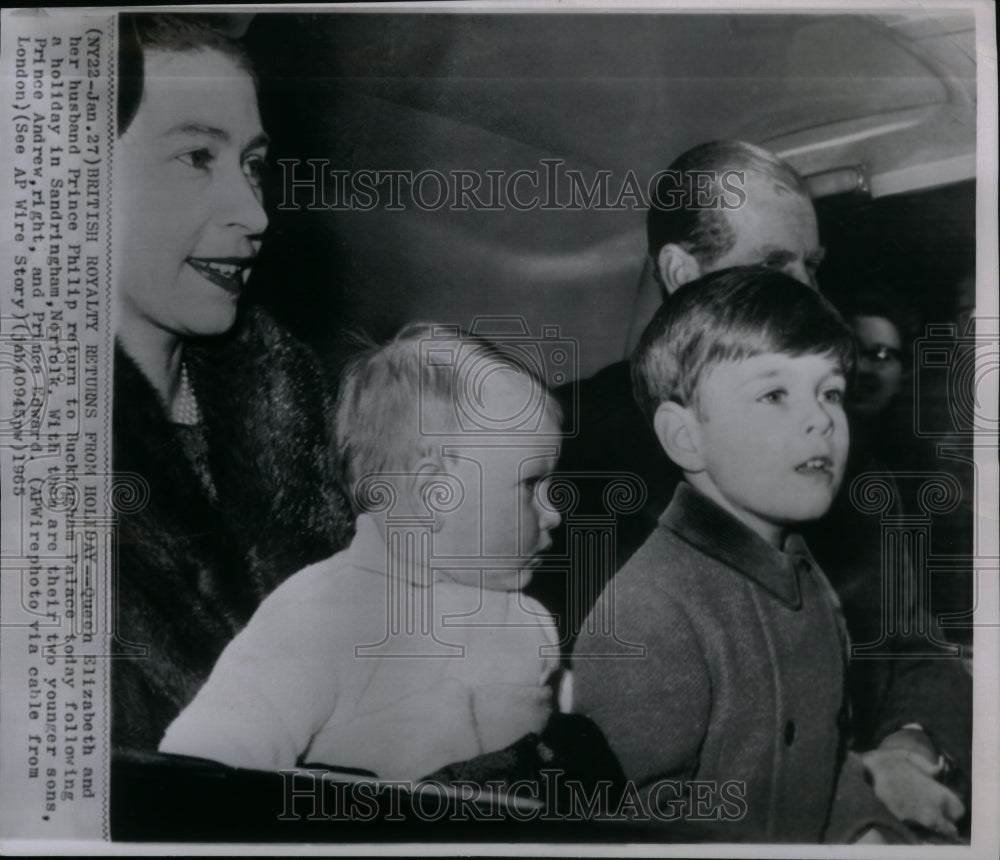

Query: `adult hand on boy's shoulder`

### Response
(860, 745, 965, 839)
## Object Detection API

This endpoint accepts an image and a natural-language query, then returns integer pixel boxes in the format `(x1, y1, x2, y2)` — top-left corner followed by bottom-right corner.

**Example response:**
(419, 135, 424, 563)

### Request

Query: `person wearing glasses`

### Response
(848, 292, 915, 426)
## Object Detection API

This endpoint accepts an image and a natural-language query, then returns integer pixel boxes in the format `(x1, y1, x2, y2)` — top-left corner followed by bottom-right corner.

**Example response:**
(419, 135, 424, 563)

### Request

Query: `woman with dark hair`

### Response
(112, 14, 352, 752)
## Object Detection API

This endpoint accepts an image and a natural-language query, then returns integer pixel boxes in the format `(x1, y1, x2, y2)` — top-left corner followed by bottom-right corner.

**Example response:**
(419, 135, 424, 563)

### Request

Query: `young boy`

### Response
(159, 323, 564, 780)
(571, 267, 911, 843)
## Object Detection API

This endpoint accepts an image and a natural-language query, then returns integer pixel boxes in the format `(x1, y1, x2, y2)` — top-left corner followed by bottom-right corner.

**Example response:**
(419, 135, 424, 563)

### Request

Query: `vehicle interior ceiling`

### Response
(244, 10, 977, 381)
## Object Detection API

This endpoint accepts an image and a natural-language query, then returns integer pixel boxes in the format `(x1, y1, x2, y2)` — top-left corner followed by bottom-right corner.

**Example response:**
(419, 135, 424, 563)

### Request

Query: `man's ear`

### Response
(656, 244, 702, 295)
(653, 401, 705, 473)
(406, 456, 446, 531)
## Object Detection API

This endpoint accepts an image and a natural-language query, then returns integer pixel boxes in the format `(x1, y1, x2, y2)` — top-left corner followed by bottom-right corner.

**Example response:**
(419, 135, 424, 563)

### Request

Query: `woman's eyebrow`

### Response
(161, 122, 230, 141)
(243, 132, 270, 154)
(158, 125, 270, 154)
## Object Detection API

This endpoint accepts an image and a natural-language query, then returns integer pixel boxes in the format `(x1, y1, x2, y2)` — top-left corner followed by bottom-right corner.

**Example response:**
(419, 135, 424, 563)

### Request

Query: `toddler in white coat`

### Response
(160, 323, 564, 780)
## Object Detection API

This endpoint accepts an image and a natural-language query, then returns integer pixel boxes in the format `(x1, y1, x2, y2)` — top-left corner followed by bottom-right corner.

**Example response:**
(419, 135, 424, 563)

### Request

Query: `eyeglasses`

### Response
(859, 345, 902, 364)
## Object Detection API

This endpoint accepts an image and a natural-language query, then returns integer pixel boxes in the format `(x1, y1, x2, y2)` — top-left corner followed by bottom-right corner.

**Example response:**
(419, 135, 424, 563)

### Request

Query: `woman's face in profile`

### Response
(116, 47, 269, 341)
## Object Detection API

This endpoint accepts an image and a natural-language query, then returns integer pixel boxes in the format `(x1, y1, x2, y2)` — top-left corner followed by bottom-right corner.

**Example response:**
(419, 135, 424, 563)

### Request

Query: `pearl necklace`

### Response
(172, 361, 202, 426)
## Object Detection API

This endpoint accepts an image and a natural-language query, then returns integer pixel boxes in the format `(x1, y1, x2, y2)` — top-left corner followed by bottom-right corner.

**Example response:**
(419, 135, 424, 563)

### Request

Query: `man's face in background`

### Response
(701, 173, 823, 289)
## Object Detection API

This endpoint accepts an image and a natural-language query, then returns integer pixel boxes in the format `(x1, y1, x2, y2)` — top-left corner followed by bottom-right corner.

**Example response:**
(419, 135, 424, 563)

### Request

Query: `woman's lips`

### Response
(186, 257, 253, 295)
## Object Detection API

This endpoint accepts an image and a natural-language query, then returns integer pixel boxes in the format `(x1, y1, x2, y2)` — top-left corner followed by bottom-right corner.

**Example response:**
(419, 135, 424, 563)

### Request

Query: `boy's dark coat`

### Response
(572, 483, 909, 842)
(549, 359, 971, 795)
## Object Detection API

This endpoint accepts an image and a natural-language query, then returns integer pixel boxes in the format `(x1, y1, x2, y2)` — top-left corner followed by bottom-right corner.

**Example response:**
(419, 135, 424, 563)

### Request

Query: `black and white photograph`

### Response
(0, 2, 996, 854)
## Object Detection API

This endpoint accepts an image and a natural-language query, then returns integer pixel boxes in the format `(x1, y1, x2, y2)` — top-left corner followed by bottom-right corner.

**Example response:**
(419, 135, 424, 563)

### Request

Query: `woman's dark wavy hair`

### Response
(632, 266, 856, 422)
(117, 14, 255, 136)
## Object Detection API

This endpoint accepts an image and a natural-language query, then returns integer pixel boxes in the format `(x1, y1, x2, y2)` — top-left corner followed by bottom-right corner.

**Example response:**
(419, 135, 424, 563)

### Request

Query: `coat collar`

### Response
(661, 483, 816, 609)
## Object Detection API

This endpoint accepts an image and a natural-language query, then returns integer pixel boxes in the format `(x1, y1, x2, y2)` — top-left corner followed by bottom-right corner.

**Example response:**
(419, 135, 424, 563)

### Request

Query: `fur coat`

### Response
(112, 306, 354, 753)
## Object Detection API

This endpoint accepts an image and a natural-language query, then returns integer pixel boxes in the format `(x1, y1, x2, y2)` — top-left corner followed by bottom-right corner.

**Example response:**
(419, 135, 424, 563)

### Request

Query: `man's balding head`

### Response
(647, 140, 824, 294)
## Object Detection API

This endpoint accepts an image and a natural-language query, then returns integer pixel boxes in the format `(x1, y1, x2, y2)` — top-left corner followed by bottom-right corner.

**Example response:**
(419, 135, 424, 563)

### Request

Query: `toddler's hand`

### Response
(861, 747, 965, 838)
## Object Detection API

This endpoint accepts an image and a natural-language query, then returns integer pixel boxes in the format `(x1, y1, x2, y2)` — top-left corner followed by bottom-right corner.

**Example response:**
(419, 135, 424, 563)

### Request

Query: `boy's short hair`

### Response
(632, 266, 855, 421)
(334, 322, 559, 508)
